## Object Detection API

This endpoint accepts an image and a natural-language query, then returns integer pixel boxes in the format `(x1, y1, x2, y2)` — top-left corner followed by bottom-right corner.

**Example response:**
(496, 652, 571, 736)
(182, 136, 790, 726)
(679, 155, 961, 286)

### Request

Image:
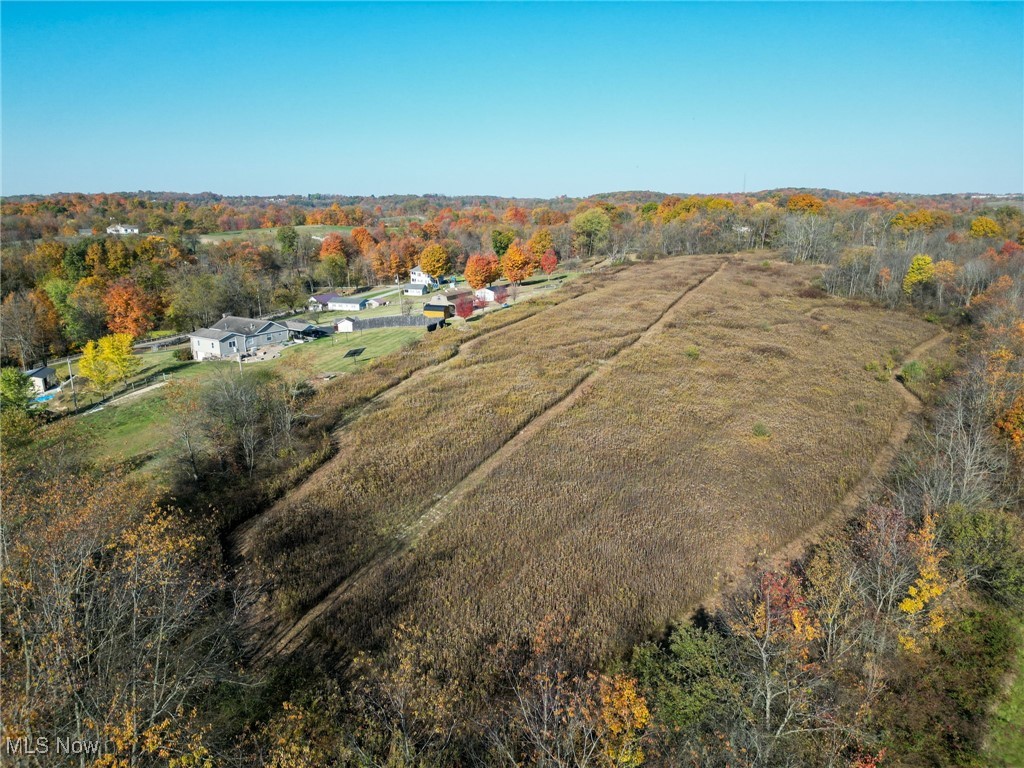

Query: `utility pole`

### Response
(66, 357, 78, 410)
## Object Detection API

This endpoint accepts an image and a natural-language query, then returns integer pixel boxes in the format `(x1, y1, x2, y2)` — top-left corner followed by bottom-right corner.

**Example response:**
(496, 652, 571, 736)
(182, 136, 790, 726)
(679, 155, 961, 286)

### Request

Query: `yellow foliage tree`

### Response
(418, 243, 451, 280)
(598, 674, 650, 768)
(902, 254, 935, 295)
(897, 511, 951, 653)
(969, 215, 1003, 239)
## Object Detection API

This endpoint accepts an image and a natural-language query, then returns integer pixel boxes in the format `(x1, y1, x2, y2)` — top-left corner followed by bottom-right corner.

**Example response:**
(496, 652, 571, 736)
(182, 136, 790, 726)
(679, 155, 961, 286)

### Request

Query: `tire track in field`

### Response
(232, 284, 596, 552)
(254, 258, 729, 661)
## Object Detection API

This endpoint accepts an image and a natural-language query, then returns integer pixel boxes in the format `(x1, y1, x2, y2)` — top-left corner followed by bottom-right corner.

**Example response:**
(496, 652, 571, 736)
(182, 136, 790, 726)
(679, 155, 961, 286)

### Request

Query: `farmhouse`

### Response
(188, 316, 291, 361)
(106, 223, 140, 235)
(24, 366, 57, 394)
(475, 284, 509, 303)
(409, 266, 437, 286)
(402, 283, 429, 296)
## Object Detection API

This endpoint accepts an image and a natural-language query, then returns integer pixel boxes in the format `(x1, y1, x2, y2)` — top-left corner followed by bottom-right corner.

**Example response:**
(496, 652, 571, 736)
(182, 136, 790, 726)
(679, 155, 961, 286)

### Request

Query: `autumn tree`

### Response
(786, 193, 826, 214)
(464, 253, 501, 289)
(1, 462, 228, 768)
(103, 279, 157, 338)
(79, 333, 141, 393)
(502, 239, 536, 285)
(969, 215, 1002, 239)
(419, 243, 451, 280)
(454, 295, 475, 319)
(902, 254, 935, 296)
(540, 249, 559, 275)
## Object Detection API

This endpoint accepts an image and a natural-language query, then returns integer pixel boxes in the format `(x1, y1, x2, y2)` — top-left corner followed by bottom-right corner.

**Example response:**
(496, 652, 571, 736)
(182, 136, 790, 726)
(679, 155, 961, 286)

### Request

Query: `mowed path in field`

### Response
(259, 260, 730, 658)
(245, 255, 942, 664)
(239, 255, 726, 656)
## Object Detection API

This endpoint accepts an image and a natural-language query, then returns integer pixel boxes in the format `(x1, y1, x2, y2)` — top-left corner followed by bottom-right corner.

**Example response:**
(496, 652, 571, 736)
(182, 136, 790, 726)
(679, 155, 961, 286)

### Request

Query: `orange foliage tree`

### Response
(464, 254, 501, 289)
(103, 280, 157, 338)
(787, 194, 826, 215)
(502, 239, 535, 285)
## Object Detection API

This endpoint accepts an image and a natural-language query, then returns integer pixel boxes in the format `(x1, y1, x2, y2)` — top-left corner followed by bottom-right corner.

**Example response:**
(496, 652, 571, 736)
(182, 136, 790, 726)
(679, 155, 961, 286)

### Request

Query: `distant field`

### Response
(199, 224, 354, 244)
(238, 254, 941, 668)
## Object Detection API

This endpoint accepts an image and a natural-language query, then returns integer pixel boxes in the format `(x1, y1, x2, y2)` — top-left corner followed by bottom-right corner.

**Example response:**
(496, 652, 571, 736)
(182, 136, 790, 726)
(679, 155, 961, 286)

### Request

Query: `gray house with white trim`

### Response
(188, 316, 291, 361)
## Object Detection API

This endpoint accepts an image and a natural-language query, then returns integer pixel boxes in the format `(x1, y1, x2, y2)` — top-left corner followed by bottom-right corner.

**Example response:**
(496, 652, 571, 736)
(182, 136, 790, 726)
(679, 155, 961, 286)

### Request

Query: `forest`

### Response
(1, 188, 1023, 767)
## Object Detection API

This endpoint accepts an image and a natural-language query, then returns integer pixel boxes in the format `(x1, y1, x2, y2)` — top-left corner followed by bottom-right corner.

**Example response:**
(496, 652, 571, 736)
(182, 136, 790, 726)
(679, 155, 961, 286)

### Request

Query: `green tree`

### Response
(572, 208, 611, 258)
(0, 367, 36, 414)
(491, 228, 516, 258)
(276, 225, 299, 255)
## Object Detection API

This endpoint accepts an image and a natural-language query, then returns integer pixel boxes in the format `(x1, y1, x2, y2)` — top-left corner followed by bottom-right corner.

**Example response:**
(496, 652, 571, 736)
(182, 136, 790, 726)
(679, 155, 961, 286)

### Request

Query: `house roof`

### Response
(333, 297, 367, 306)
(24, 366, 56, 379)
(189, 328, 236, 341)
(210, 316, 286, 335)
(282, 320, 315, 332)
(310, 292, 341, 303)
(402, 283, 428, 291)
(423, 303, 451, 312)
(335, 316, 357, 324)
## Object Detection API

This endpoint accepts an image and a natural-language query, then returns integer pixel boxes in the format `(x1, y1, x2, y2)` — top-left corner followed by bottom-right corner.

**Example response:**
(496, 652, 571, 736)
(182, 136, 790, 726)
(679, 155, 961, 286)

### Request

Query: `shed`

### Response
(24, 366, 57, 394)
(423, 301, 454, 320)
(334, 317, 358, 333)
(402, 283, 429, 296)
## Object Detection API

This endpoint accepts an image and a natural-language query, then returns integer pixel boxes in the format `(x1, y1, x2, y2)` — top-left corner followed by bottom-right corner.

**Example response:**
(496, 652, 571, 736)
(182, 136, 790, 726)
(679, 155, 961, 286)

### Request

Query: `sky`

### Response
(1, 2, 1022, 197)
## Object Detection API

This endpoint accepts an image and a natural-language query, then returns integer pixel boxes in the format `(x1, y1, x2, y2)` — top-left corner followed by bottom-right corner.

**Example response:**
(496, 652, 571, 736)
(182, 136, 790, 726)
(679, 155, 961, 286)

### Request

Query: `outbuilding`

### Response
(24, 366, 57, 394)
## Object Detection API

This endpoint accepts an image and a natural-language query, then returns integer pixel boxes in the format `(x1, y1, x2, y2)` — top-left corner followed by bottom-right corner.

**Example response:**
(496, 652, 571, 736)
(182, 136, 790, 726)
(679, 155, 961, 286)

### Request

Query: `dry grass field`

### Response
(240, 256, 724, 628)
(240, 254, 941, 667)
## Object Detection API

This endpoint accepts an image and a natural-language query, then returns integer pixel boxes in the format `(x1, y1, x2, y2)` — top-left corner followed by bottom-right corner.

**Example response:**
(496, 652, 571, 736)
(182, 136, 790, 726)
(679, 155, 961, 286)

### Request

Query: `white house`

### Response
(402, 283, 429, 296)
(307, 293, 368, 311)
(409, 266, 436, 286)
(475, 284, 510, 303)
(188, 316, 291, 361)
(329, 296, 368, 312)
(334, 317, 358, 333)
(106, 223, 140, 235)
(367, 296, 389, 308)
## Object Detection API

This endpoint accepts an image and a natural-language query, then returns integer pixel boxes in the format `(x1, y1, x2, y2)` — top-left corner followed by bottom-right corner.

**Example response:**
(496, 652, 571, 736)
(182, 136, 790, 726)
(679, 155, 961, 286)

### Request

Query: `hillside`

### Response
(237, 254, 941, 668)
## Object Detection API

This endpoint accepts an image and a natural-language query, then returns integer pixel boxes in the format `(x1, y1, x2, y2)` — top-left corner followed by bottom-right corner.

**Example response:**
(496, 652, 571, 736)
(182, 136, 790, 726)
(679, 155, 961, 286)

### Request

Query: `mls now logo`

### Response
(5, 737, 102, 756)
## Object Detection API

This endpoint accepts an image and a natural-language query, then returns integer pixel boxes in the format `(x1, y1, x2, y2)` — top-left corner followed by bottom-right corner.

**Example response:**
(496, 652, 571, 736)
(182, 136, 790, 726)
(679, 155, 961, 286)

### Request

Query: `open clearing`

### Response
(198, 224, 354, 244)
(239, 254, 940, 667)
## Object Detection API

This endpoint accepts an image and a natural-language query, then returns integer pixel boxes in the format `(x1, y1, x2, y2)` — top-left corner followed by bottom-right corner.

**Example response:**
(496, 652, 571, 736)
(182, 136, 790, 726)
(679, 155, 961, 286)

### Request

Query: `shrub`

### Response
(900, 360, 924, 383)
(173, 347, 193, 361)
(684, 345, 700, 360)
(752, 422, 771, 438)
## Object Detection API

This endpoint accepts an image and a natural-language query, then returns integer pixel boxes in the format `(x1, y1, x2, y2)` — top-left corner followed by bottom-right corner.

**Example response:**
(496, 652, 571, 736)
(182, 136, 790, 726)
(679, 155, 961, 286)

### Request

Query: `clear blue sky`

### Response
(2, 2, 1021, 197)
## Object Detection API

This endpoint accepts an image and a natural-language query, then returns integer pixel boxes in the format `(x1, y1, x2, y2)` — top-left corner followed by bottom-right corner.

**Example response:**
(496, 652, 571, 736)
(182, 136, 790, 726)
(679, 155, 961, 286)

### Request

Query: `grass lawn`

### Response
(272, 328, 425, 374)
(986, 618, 1024, 766)
(78, 327, 425, 468)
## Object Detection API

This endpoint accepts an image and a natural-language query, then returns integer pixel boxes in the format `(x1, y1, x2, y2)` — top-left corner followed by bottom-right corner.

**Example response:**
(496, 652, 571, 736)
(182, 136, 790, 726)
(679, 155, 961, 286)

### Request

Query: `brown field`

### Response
(240, 256, 724, 630)
(240, 254, 940, 666)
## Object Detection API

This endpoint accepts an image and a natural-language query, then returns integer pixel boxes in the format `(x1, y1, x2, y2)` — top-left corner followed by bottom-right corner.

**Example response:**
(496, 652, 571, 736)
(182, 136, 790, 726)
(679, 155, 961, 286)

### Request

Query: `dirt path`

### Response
(253, 259, 729, 661)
